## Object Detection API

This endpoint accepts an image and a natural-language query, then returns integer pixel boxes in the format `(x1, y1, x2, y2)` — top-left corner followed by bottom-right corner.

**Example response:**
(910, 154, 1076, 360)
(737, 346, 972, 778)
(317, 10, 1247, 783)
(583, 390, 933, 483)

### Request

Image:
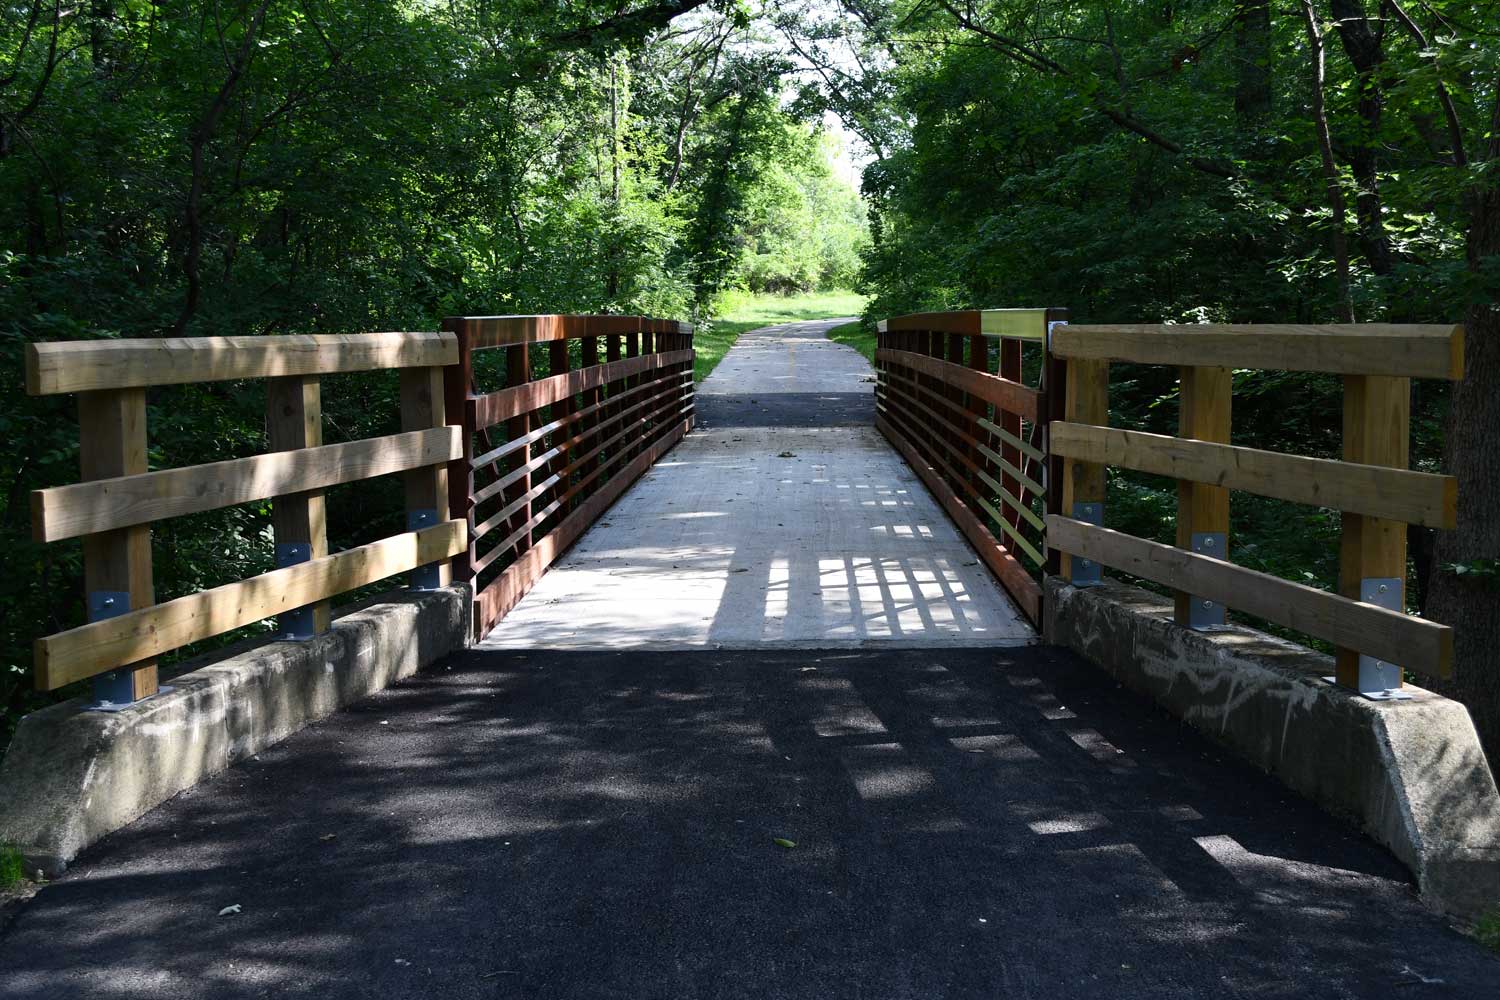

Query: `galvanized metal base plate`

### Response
(407, 509, 443, 590)
(1069, 502, 1102, 586)
(1186, 532, 1227, 629)
(89, 685, 175, 713)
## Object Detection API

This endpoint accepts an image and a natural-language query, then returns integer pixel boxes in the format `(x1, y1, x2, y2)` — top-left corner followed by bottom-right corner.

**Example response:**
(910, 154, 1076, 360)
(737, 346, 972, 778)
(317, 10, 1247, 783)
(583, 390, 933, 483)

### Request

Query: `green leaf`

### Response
(772, 837, 797, 849)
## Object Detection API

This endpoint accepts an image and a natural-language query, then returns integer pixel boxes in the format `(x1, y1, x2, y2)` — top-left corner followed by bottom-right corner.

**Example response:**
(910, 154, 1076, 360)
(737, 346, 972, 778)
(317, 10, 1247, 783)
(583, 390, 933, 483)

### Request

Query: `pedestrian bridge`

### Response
(2, 311, 1497, 997)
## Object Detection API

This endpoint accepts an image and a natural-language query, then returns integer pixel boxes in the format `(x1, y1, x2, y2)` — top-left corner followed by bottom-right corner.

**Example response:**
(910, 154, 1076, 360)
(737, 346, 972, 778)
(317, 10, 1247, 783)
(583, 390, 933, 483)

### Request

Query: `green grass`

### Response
(826, 319, 877, 363)
(1477, 908, 1500, 952)
(696, 290, 865, 381)
(0, 845, 26, 890)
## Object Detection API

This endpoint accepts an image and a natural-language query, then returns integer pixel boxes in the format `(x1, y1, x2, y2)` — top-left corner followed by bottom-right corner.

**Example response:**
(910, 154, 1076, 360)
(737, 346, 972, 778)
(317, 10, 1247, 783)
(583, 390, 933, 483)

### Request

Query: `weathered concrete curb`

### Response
(1044, 576, 1500, 921)
(0, 585, 471, 878)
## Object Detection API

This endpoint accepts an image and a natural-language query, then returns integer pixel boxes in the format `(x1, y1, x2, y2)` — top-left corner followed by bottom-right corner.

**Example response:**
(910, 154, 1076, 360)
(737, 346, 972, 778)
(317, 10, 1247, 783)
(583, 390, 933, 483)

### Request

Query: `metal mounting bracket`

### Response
(407, 509, 442, 591)
(1347, 577, 1412, 700)
(1187, 532, 1228, 629)
(1069, 502, 1103, 586)
(87, 592, 174, 711)
(275, 542, 316, 640)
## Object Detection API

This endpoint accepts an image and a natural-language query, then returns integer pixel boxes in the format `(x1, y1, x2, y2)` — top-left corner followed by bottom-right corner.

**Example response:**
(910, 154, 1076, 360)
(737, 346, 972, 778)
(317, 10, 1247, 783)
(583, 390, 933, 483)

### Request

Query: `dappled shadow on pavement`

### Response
(0, 646, 1494, 999)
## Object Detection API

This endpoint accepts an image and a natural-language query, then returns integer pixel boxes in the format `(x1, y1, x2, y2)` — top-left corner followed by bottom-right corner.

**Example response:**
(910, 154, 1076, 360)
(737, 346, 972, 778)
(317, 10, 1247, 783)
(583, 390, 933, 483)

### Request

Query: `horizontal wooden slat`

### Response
(32, 428, 462, 543)
(472, 370, 691, 470)
(471, 349, 694, 428)
(476, 418, 693, 633)
(977, 417, 1046, 463)
(878, 413, 1040, 622)
(1045, 515, 1452, 677)
(26, 332, 457, 396)
(979, 309, 1049, 340)
(878, 370, 1047, 496)
(876, 348, 1038, 421)
(883, 311, 980, 336)
(1052, 324, 1463, 379)
(34, 520, 467, 689)
(1049, 422, 1456, 529)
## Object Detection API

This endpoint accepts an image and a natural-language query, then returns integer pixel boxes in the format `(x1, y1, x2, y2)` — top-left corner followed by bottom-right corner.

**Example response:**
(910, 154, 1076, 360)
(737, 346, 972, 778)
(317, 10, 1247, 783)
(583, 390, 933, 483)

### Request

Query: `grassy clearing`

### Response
(696, 290, 865, 381)
(826, 319, 877, 363)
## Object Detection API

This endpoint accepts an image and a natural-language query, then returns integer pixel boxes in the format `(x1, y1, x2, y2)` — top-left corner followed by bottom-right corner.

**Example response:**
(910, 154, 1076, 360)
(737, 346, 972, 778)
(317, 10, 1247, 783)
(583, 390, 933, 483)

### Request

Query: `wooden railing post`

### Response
(441, 318, 476, 588)
(581, 322, 601, 489)
(549, 337, 572, 515)
(1337, 374, 1412, 696)
(79, 388, 158, 705)
(268, 375, 330, 638)
(967, 328, 988, 507)
(401, 364, 452, 590)
(505, 342, 533, 555)
(1043, 309, 1070, 578)
(1175, 366, 1232, 628)
(1058, 356, 1108, 585)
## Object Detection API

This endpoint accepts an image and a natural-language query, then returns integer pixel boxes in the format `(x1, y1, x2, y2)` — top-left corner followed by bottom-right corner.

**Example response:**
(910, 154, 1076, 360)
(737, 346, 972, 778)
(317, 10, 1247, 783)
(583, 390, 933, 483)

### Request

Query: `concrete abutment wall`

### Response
(0, 586, 471, 877)
(1044, 575, 1500, 922)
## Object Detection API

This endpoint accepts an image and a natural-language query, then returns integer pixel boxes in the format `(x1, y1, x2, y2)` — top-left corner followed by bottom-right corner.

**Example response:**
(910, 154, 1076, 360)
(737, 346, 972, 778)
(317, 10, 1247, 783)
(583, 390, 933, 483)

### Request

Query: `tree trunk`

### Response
(1301, 1, 1356, 322)
(1327, 0, 1393, 276)
(1428, 171, 1500, 766)
(1233, 0, 1271, 129)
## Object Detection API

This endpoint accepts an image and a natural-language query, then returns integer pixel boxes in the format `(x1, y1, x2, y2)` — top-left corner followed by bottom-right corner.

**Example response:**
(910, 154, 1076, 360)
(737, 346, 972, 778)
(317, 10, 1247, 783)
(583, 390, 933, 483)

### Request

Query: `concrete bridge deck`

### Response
(1, 322, 1496, 998)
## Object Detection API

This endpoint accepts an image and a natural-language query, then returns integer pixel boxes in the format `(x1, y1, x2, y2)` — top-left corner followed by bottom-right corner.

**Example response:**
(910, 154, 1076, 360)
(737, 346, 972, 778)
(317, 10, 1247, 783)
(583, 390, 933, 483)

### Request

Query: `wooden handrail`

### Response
(1052, 324, 1463, 379)
(26, 331, 457, 395)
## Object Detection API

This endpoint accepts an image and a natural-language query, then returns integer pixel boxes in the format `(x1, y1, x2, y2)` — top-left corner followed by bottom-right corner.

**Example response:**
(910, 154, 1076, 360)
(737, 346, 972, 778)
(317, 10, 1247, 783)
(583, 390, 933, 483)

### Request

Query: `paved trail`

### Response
(1, 321, 1495, 999)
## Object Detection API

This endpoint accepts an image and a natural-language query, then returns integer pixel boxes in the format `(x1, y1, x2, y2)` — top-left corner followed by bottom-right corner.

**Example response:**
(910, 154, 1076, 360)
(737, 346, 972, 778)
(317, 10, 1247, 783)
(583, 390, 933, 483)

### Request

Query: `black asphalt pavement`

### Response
(1, 646, 1494, 999)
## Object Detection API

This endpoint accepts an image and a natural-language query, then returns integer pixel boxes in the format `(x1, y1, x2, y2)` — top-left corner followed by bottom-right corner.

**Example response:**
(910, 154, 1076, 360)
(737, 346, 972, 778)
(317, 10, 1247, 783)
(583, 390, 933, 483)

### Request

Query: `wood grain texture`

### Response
(401, 365, 453, 587)
(34, 520, 468, 690)
(1052, 324, 1463, 379)
(1045, 515, 1451, 677)
(1338, 375, 1415, 683)
(1175, 366, 1232, 624)
(32, 427, 461, 543)
(1057, 358, 1109, 579)
(268, 375, 331, 634)
(77, 388, 157, 698)
(26, 332, 457, 395)
(1048, 422, 1453, 529)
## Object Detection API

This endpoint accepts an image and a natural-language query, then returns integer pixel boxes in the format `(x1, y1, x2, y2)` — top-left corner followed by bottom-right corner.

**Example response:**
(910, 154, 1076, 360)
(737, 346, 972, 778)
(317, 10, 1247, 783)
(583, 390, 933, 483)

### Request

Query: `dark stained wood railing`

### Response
(873, 309, 1063, 623)
(442, 315, 695, 638)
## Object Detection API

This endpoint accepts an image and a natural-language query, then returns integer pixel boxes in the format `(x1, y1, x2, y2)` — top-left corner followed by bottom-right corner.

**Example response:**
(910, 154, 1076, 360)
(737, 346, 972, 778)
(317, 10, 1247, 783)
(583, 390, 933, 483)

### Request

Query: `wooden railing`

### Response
(1044, 323, 1463, 697)
(442, 315, 695, 637)
(873, 308, 1064, 623)
(25, 315, 693, 706)
(25, 333, 467, 705)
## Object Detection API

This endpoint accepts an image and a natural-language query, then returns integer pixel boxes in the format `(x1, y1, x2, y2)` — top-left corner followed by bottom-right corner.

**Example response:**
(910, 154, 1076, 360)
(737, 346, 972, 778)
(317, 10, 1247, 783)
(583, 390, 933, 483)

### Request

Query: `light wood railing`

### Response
(25, 333, 467, 704)
(874, 308, 1064, 623)
(442, 315, 695, 637)
(1045, 322, 1463, 696)
(26, 315, 694, 706)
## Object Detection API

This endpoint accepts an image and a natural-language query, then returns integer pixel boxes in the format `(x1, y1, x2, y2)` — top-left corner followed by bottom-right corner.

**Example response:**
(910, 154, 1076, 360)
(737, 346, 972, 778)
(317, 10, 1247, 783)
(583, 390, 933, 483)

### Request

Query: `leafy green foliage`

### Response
(1476, 908, 1500, 952)
(0, 845, 25, 890)
(0, 2, 868, 750)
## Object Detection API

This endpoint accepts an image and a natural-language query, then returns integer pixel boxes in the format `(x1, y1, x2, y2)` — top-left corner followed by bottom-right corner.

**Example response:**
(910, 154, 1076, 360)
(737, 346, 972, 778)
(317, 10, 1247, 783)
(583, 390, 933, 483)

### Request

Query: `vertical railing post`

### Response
(581, 319, 600, 493)
(1058, 353, 1108, 586)
(1042, 308, 1069, 577)
(999, 334, 1024, 532)
(505, 340, 533, 555)
(79, 388, 158, 706)
(1175, 366, 1233, 628)
(401, 363, 452, 590)
(268, 374, 330, 639)
(549, 334, 572, 516)
(441, 317, 476, 590)
(625, 324, 641, 461)
(1337, 375, 1412, 698)
(967, 325, 988, 507)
